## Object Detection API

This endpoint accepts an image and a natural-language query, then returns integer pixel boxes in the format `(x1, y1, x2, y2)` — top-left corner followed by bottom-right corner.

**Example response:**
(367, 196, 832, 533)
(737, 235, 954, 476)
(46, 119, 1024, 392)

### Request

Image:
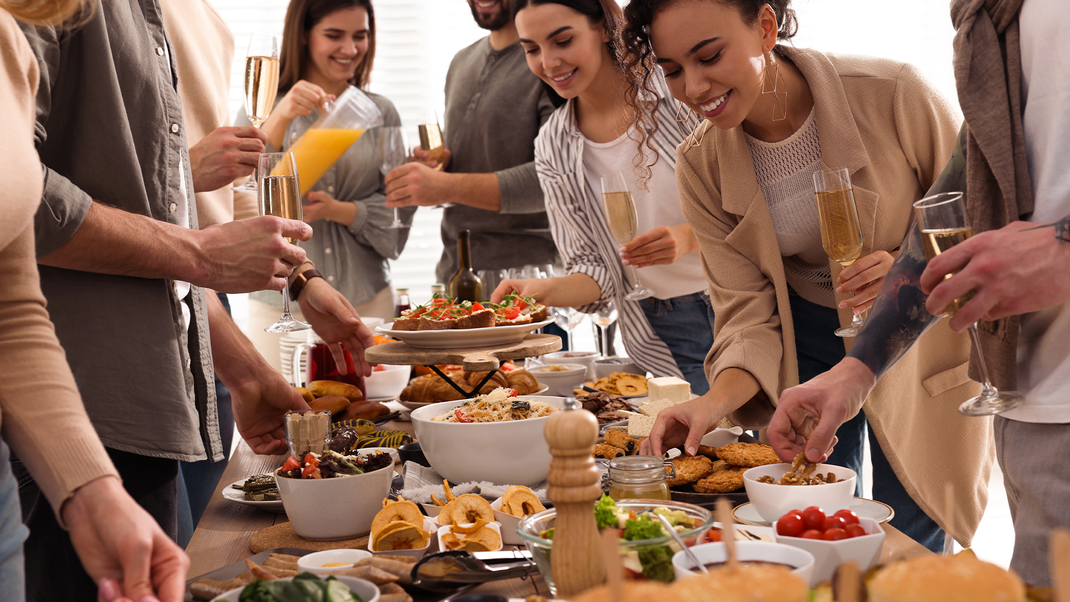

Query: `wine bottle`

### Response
(449, 230, 484, 302)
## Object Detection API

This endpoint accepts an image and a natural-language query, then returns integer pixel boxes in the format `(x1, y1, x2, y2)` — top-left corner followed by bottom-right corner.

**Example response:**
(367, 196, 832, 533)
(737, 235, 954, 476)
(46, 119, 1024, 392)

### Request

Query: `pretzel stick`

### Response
(1052, 528, 1070, 602)
(602, 528, 624, 600)
(715, 498, 737, 570)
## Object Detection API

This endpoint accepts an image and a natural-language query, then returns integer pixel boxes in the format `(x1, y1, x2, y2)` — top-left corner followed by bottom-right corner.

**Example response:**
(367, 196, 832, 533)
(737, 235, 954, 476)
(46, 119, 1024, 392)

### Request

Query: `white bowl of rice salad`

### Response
(410, 388, 566, 486)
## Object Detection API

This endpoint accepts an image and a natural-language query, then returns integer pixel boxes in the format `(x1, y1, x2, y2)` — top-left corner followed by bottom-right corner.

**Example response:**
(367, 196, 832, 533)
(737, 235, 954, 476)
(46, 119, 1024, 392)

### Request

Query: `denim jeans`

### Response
(178, 292, 235, 548)
(640, 291, 716, 395)
(0, 439, 28, 602)
(790, 292, 945, 553)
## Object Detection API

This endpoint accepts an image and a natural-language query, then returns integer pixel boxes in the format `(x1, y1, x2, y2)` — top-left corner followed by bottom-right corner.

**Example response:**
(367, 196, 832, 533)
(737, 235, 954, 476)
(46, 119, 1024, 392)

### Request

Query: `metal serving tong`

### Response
(411, 550, 537, 592)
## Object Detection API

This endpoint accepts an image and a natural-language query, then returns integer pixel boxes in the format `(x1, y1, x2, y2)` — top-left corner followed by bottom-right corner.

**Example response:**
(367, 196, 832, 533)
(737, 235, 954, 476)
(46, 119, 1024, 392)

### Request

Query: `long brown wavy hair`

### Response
(620, 0, 799, 169)
(278, 0, 377, 92)
(2, 0, 94, 25)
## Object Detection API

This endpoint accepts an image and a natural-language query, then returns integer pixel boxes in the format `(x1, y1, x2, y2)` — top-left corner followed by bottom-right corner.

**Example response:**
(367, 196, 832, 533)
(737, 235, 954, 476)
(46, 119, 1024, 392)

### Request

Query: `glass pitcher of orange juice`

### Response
(282, 87, 384, 196)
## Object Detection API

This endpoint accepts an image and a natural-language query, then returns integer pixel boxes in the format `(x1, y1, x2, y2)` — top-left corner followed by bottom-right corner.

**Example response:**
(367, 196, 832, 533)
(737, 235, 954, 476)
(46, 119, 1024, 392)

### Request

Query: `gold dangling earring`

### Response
(761, 50, 788, 121)
(674, 100, 703, 147)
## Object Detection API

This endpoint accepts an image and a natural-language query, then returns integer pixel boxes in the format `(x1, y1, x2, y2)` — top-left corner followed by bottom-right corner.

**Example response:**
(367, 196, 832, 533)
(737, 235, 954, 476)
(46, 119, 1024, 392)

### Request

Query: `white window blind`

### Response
(212, 0, 958, 308)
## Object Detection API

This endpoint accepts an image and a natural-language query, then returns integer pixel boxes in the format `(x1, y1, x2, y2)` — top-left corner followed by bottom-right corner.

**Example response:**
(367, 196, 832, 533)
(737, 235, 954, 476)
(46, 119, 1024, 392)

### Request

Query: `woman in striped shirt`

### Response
(492, 0, 716, 392)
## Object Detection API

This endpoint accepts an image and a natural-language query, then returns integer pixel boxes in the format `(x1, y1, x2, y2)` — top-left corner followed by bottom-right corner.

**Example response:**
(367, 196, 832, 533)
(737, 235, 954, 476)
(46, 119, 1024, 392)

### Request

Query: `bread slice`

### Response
(457, 308, 495, 329)
(416, 315, 457, 330)
(495, 313, 533, 327)
(391, 316, 421, 331)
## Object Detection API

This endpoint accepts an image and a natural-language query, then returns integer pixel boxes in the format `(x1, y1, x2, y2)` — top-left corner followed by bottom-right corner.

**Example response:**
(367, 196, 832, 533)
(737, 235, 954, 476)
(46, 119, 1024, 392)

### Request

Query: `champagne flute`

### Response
(378, 126, 409, 229)
(814, 167, 865, 337)
(258, 152, 310, 333)
(418, 110, 446, 171)
(592, 301, 618, 358)
(913, 192, 1025, 416)
(600, 172, 655, 301)
(235, 32, 280, 192)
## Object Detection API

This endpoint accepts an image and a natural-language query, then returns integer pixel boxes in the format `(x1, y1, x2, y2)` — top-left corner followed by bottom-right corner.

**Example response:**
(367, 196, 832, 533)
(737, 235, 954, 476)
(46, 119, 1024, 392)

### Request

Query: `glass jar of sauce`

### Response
(607, 455, 675, 501)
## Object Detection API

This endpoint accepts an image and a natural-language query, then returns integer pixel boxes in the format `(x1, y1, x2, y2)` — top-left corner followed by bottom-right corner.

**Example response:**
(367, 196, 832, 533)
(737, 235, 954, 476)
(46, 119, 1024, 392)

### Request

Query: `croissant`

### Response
(400, 374, 466, 403)
(506, 369, 540, 395)
(463, 370, 509, 394)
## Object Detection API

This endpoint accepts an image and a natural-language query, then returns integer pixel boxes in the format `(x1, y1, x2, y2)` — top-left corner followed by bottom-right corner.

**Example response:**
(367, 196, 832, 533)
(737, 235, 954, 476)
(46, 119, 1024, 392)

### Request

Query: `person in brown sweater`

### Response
(0, 2, 188, 601)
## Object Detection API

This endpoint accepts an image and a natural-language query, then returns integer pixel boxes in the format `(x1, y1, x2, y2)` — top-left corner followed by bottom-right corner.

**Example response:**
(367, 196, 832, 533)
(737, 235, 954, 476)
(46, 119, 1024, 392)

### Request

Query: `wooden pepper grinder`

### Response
(544, 403, 606, 597)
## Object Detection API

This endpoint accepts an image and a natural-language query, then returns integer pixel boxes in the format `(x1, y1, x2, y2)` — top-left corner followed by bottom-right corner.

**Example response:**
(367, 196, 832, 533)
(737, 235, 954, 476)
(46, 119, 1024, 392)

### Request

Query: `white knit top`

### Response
(745, 108, 835, 306)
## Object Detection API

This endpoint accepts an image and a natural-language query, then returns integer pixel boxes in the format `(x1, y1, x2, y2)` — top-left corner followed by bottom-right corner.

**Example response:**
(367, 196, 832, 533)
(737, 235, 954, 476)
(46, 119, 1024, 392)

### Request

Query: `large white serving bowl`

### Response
(743, 463, 857, 524)
(409, 396, 566, 486)
(274, 451, 394, 540)
(672, 541, 814, 584)
(365, 363, 410, 400)
(214, 575, 379, 602)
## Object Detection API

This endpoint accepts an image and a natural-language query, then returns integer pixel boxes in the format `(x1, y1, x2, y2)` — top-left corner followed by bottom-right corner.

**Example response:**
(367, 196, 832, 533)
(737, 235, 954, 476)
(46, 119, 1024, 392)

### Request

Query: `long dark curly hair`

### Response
(620, 0, 798, 167)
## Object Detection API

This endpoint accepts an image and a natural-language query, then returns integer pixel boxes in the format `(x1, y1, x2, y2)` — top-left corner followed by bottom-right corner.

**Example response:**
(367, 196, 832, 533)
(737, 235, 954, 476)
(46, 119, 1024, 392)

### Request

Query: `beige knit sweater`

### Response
(0, 10, 118, 522)
(677, 47, 993, 546)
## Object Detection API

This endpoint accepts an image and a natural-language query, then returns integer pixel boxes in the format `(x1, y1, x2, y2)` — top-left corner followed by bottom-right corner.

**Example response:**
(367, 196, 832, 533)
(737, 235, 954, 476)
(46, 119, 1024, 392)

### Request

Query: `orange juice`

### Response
(285, 128, 365, 195)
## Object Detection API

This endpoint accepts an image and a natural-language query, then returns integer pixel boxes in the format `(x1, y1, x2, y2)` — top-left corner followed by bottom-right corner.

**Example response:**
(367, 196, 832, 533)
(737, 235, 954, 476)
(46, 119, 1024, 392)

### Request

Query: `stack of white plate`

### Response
(279, 331, 310, 387)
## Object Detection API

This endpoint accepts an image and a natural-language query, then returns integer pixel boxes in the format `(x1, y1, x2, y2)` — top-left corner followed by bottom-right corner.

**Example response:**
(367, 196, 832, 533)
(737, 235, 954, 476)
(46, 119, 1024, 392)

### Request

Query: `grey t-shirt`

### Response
(437, 37, 559, 282)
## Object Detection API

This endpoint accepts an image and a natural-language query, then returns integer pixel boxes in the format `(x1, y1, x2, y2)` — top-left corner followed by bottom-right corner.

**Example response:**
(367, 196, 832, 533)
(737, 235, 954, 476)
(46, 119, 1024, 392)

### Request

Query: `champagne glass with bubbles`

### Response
(913, 192, 1025, 416)
(235, 32, 279, 192)
(378, 126, 409, 229)
(258, 152, 310, 333)
(814, 167, 866, 337)
(600, 172, 655, 301)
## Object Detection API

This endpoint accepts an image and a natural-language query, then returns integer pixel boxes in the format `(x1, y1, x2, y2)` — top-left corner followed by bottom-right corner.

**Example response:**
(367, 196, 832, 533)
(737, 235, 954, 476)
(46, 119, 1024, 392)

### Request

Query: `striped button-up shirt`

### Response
(534, 77, 694, 378)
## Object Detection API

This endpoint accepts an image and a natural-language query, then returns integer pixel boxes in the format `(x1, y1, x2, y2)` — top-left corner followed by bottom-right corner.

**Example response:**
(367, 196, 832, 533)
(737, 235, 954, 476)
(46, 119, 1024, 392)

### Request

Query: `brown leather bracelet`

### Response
(289, 269, 324, 302)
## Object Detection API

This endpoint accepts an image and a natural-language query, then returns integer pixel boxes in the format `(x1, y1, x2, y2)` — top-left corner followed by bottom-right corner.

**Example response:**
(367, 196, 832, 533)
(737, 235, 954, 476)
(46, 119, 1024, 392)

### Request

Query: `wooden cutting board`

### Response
(250, 523, 370, 554)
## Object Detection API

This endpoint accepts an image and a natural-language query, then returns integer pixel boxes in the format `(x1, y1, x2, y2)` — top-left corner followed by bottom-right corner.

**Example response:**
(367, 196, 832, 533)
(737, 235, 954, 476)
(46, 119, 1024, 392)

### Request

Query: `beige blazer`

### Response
(161, 0, 256, 227)
(676, 47, 993, 546)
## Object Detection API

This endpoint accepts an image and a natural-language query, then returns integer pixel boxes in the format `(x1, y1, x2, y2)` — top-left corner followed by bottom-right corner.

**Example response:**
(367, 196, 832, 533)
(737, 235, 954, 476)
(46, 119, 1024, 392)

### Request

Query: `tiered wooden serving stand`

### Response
(365, 333, 562, 398)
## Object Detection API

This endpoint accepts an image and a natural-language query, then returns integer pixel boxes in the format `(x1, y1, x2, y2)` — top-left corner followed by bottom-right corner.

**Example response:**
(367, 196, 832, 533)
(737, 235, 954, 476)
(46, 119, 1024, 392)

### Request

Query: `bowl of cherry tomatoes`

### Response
(772, 507, 885, 584)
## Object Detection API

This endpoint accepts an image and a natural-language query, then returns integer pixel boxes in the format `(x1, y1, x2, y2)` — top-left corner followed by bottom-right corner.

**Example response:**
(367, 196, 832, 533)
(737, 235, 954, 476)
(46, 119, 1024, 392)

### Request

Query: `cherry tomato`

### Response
(373, 364, 386, 372)
(303, 453, 319, 467)
(801, 529, 824, 540)
(705, 527, 723, 543)
(454, 409, 472, 423)
(501, 306, 522, 320)
(834, 509, 861, 525)
(471, 302, 485, 312)
(823, 527, 848, 541)
(801, 506, 827, 531)
(822, 515, 848, 531)
(281, 456, 301, 473)
(845, 523, 868, 539)
(776, 514, 805, 538)
(301, 464, 322, 479)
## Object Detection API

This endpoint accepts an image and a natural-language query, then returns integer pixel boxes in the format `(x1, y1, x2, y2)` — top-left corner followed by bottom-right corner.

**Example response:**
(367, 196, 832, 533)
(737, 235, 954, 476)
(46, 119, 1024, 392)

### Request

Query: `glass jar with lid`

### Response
(607, 455, 675, 501)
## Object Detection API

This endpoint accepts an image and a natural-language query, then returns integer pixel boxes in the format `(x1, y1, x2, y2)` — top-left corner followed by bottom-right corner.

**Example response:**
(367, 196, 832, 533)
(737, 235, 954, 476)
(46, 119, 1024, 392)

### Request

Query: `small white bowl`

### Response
(274, 452, 394, 540)
(213, 576, 379, 602)
(542, 351, 599, 379)
(436, 521, 504, 553)
(365, 364, 410, 400)
(527, 363, 587, 397)
(700, 426, 744, 449)
(489, 497, 527, 545)
(367, 516, 438, 558)
(672, 541, 815, 584)
(297, 549, 373, 574)
(773, 517, 885, 584)
(592, 357, 643, 380)
(743, 463, 857, 524)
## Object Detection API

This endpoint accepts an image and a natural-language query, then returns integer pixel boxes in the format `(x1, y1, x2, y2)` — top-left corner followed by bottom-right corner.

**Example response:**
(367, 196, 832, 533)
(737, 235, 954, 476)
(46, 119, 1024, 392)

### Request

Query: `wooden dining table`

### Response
(185, 418, 933, 600)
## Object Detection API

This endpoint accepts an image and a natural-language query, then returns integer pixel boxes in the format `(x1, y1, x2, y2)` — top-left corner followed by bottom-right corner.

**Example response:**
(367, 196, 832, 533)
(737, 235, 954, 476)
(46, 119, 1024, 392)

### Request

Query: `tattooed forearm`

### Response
(847, 223, 940, 379)
(1023, 214, 1070, 243)
(843, 125, 969, 379)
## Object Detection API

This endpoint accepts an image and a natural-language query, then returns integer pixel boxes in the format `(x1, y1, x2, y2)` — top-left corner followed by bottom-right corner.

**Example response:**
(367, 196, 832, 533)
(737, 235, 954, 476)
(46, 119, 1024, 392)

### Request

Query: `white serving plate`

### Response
(375, 319, 552, 349)
(221, 478, 285, 513)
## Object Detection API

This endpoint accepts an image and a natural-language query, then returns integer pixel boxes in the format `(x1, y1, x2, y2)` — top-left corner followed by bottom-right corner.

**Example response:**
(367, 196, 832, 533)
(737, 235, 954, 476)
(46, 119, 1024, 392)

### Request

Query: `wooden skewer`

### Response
(1052, 528, 1070, 602)
(602, 528, 625, 601)
(835, 560, 860, 602)
(715, 498, 737, 570)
